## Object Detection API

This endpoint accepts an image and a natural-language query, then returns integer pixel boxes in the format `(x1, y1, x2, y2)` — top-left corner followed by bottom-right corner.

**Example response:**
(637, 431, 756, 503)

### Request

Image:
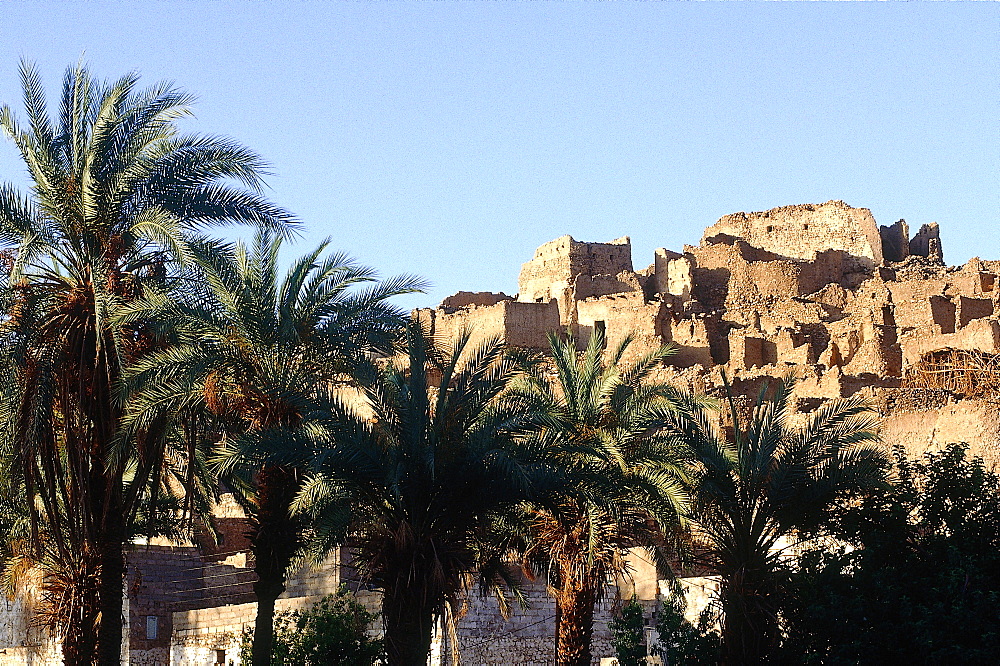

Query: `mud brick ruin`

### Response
(417, 200, 1000, 463)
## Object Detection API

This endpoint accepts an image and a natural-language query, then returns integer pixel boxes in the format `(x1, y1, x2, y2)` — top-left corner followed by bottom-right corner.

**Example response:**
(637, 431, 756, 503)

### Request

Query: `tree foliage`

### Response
(778, 443, 1000, 664)
(666, 375, 888, 664)
(120, 229, 422, 666)
(239, 585, 383, 666)
(0, 60, 293, 664)
(513, 331, 696, 666)
(294, 325, 543, 666)
(653, 584, 720, 666)
(610, 597, 647, 666)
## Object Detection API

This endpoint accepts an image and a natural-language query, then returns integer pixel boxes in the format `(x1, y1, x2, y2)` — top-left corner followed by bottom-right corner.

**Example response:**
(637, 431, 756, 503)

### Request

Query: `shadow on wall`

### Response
(692, 267, 730, 310)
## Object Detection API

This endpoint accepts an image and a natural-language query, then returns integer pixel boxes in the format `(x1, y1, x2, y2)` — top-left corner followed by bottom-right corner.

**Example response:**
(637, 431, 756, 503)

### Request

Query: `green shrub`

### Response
(654, 584, 721, 665)
(239, 585, 383, 665)
(610, 596, 647, 666)
(777, 443, 1000, 664)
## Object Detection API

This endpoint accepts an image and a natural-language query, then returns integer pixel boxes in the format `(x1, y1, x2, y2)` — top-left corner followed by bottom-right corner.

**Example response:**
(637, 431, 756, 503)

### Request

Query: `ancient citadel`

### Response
(418, 199, 1000, 464)
(3, 201, 998, 665)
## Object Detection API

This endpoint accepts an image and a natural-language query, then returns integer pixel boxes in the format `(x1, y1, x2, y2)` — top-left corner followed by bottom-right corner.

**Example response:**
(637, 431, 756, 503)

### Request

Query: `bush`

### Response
(610, 596, 647, 666)
(654, 584, 720, 665)
(239, 585, 383, 665)
(778, 444, 1000, 663)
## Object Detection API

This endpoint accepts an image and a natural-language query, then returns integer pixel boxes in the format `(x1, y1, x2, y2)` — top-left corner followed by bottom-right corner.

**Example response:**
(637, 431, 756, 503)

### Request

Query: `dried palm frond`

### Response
(904, 347, 1000, 400)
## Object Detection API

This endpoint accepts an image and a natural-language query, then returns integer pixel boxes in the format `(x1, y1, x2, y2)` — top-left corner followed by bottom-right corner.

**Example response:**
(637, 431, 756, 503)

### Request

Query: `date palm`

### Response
(512, 331, 696, 666)
(0, 61, 293, 665)
(668, 375, 889, 665)
(120, 229, 423, 666)
(293, 325, 547, 666)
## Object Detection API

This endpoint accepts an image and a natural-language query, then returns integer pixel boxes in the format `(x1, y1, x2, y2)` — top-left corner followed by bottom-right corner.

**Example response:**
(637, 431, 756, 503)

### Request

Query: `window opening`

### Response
(145, 616, 158, 640)
(594, 321, 607, 348)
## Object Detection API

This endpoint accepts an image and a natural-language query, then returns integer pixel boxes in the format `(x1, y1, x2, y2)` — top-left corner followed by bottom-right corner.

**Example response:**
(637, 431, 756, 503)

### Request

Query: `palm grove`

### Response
(0, 63, 997, 666)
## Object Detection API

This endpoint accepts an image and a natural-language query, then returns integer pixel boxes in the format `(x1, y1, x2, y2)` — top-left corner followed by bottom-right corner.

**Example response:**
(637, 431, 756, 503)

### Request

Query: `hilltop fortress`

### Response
(417, 200, 1000, 461)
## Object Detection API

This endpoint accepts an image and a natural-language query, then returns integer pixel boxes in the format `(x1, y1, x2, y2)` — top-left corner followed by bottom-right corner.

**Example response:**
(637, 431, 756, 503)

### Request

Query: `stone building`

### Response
(3, 200, 998, 665)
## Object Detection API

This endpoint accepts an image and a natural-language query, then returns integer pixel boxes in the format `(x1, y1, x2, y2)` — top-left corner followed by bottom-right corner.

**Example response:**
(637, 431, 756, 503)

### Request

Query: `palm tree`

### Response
(512, 331, 696, 666)
(294, 325, 547, 666)
(668, 375, 888, 665)
(120, 230, 423, 666)
(0, 61, 294, 664)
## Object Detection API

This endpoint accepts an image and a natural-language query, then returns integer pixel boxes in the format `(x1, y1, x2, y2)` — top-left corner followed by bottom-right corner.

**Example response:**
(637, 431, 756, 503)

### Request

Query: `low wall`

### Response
(450, 578, 615, 666)
(170, 594, 365, 666)
(882, 399, 1000, 466)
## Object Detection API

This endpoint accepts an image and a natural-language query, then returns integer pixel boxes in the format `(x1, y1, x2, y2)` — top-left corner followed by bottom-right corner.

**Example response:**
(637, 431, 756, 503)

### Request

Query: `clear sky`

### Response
(0, 2, 996, 309)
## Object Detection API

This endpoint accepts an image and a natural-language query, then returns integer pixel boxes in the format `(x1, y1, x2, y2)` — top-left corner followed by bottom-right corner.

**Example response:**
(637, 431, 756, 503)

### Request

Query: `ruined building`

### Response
(417, 200, 1000, 463)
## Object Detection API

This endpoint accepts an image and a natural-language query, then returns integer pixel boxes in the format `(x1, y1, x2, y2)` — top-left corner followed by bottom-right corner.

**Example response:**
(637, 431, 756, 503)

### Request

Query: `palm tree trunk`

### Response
(556, 577, 598, 666)
(554, 597, 561, 663)
(96, 546, 125, 665)
(63, 616, 99, 666)
(250, 465, 302, 666)
(382, 585, 436, 666)
(720, 575, 778, 665)
(96, 507, 127, 666)
(251, 574, 284, 666)
(61, 551, 102, 666)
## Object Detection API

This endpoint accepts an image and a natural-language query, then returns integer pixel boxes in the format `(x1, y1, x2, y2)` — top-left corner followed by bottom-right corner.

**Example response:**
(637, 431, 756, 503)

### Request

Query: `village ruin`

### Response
(2, 200, 998, 665)
(418, 199, 1000, 466)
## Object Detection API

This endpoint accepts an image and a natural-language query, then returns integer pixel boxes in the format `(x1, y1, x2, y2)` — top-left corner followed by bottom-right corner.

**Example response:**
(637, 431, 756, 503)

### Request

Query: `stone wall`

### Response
(415, 299, 561, 351)
(701, 200, 884, 267)
(454, 578, 615, 666)
(165, 560, 624, 666)
(0, 644, 62, 666)
(170, 601, 260, 666)
(0, 594, 62, 665)
(167, 549, 358, 666)
(518, 235, 633, 305)
(900, 317, 1000, 366)
(440, 291, 513, 309)
(504, 301, 565, 349)
(576, 293, 662, 354)
(0, 545, 248, 666)
(881, 399, 1000, 467)
(652, 249, 692, 300)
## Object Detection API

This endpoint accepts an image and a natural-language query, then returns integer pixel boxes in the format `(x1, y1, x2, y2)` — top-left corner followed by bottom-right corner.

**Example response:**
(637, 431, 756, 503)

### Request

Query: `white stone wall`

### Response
(170, 629, 243, 666)
(0, 593, 63, 665)
(0, 644, 63, 666)
(440, 576, 620, 666)
(129, 647, 170, 666)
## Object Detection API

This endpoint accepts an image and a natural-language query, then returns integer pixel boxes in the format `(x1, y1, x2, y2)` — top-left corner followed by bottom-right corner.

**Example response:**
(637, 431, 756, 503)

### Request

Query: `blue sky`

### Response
(0, 2, 996, 309)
